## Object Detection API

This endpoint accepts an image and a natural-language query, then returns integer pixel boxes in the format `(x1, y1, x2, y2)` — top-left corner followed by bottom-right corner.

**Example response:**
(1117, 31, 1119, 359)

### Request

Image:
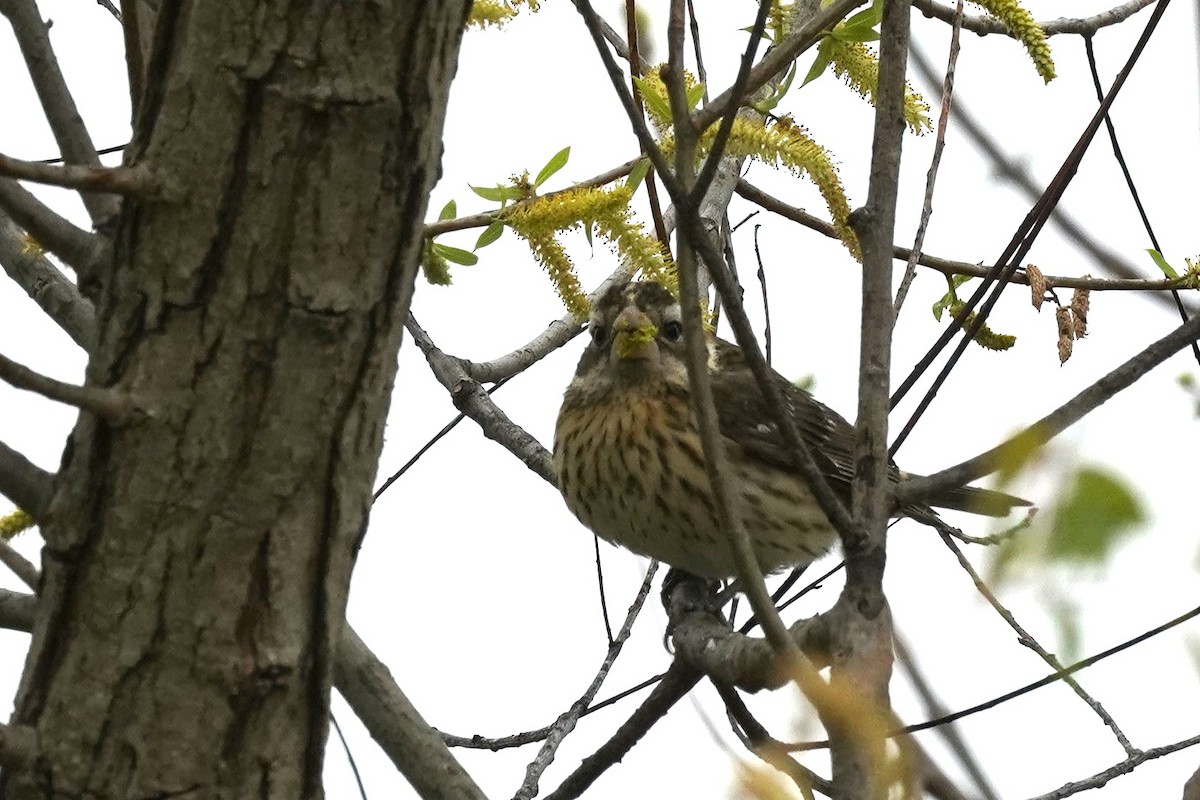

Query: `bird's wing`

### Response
(707, 338, 858, 499)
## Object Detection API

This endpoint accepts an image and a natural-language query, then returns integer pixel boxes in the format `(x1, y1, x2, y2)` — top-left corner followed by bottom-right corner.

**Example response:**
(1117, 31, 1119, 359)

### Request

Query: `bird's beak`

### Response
(611, 306, 659, 362)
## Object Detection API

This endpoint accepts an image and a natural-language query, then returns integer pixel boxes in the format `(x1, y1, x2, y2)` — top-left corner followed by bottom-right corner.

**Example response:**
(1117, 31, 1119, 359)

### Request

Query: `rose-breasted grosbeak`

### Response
(553, 280, 1028, 578)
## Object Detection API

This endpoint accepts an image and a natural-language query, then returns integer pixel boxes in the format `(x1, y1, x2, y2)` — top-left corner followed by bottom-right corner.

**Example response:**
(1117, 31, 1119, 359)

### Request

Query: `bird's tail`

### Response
(929, 485, 1032, 517)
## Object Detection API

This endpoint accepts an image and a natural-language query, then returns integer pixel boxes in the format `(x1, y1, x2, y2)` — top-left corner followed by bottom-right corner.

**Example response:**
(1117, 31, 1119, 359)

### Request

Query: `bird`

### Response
(553, 280, 1029, 579)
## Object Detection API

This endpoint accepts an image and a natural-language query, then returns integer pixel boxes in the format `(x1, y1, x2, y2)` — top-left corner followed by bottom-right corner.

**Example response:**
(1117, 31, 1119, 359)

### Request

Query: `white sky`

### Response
(2, 1, 1199, 798)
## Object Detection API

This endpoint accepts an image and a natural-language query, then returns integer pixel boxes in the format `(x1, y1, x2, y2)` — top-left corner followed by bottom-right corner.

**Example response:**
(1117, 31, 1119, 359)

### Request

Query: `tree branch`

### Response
(334, 625, 488, 800)
(899, 308, 1200, 504)
(512, 564, 658, 800)
(912, 0, 1156, 37)
(0, 178, 109, 274)
(0, 440, 53, 519)
(0, 349, 136, 422)
(1025, 733, 1200, 800)
(0, 153, 161, 197)
(0, 588, 36, 633)
(0, 538, 39, 591)
(0, 210, 97, 351)
(405, 316, 555, 485)
(738, 178, 1194, 293)
(0, 0, 119, 223)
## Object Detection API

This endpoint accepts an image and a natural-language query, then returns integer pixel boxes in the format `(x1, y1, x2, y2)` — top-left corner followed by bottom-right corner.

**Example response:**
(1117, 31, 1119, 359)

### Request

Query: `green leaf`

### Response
(802, 38, 835, 87)
(632, 75, 671, 121)
(686, 83, 706, 111)
(626, 158, 652, 191)
(1047, 467, 1144, 564)
(836, 23, 880, 42)
(534, 146, 571, 188)
(1147, 248, 1179, 279)
(583, 221, 595, 250)
(471, 184, 523, 204)
(475, 220, 505, 250)
(438, 199, 457, 221)
(843, 4, 882, 29)
(432, 242, 479, 266)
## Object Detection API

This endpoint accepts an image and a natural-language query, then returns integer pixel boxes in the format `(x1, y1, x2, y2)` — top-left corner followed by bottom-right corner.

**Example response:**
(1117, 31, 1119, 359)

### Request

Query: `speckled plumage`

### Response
(553, 281, 1027, 579)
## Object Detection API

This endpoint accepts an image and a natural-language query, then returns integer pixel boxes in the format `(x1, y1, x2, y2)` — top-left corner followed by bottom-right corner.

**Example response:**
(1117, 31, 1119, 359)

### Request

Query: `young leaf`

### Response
(438, 199, 457, 221)
(1147, 248, 1179, 279)
(632, 75, 672, 121)
(535, 146, 571, 188)
(475, 220, 505, 250)
(686, 83, 706, 110)
(1047, 467, 1145, 564)
(802, 38, 835, 87)
(432, 242, 479, 266)
(626, 158, 652, 191)
(471, 184, 523, 204)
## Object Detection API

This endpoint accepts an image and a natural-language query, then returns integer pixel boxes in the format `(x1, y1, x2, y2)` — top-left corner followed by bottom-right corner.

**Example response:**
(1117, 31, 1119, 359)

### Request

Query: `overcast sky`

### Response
(2, 1, 1199, 798)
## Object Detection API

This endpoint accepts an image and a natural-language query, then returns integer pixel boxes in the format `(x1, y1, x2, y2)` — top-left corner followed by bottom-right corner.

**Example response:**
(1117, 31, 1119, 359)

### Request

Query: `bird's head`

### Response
(565, 281, 692, 404)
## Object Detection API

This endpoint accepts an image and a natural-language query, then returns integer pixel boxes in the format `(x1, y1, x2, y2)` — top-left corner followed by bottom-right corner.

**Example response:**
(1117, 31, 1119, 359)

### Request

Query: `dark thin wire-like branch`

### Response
(0, 211, 97, 351)
(913, 0, 1156, 37)
(512, 563, 658, 800)
(899, 307, 1200, 504)
(907, 44, 1192, 313)
(785, 603, 1200, 749)
(890, 0, 1172, 455)
(938, 530, 1137, 756)
(0, 440, 53, 519)
(1083, 35, 1199, 366)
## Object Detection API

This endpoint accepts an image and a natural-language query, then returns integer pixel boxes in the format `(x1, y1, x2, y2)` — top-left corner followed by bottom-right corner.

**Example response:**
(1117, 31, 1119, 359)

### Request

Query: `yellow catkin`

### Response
(970, 0, 1056, 82)
(466, 0, 541, 29)
(827, 40, 932, 133)
(0, 508, 34, 539)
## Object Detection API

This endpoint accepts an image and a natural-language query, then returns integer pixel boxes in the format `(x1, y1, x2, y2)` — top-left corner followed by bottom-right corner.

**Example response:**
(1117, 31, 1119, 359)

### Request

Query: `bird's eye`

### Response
(590, 323, 609, 348)
(662, 320, 683, 342)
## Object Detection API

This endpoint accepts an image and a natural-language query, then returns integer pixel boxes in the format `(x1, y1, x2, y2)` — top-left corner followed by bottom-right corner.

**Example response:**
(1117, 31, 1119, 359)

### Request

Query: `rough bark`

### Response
(2, 2, 470, 798)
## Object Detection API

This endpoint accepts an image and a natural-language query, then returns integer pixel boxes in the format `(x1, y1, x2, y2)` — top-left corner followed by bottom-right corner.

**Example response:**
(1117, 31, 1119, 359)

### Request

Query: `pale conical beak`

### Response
(611, 306, 659, 362)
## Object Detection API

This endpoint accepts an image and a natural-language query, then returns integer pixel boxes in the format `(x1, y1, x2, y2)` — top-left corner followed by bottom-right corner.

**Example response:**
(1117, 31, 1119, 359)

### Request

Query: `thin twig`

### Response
(899, 308, 1200, 503)
(1082, 35, 1199, 366)
(1024, 733, 1200, 800)
(890, 0, 1173, 454)
(423, 158, 640, 237)
(543, 661, 702, 800)
(512, 563, 658, 800)
(0, 154, 160, 197)
(912, 0, 1156, 37)
(0, 350, 136, 422)
(937, 530, 1139, 756)
(894, 0, 964, 313)
(737, 178, 1196, 292)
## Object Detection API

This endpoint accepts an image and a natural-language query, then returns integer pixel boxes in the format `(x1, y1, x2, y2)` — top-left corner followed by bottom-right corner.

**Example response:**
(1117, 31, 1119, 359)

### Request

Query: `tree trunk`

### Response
(3, 2, 469, 798)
